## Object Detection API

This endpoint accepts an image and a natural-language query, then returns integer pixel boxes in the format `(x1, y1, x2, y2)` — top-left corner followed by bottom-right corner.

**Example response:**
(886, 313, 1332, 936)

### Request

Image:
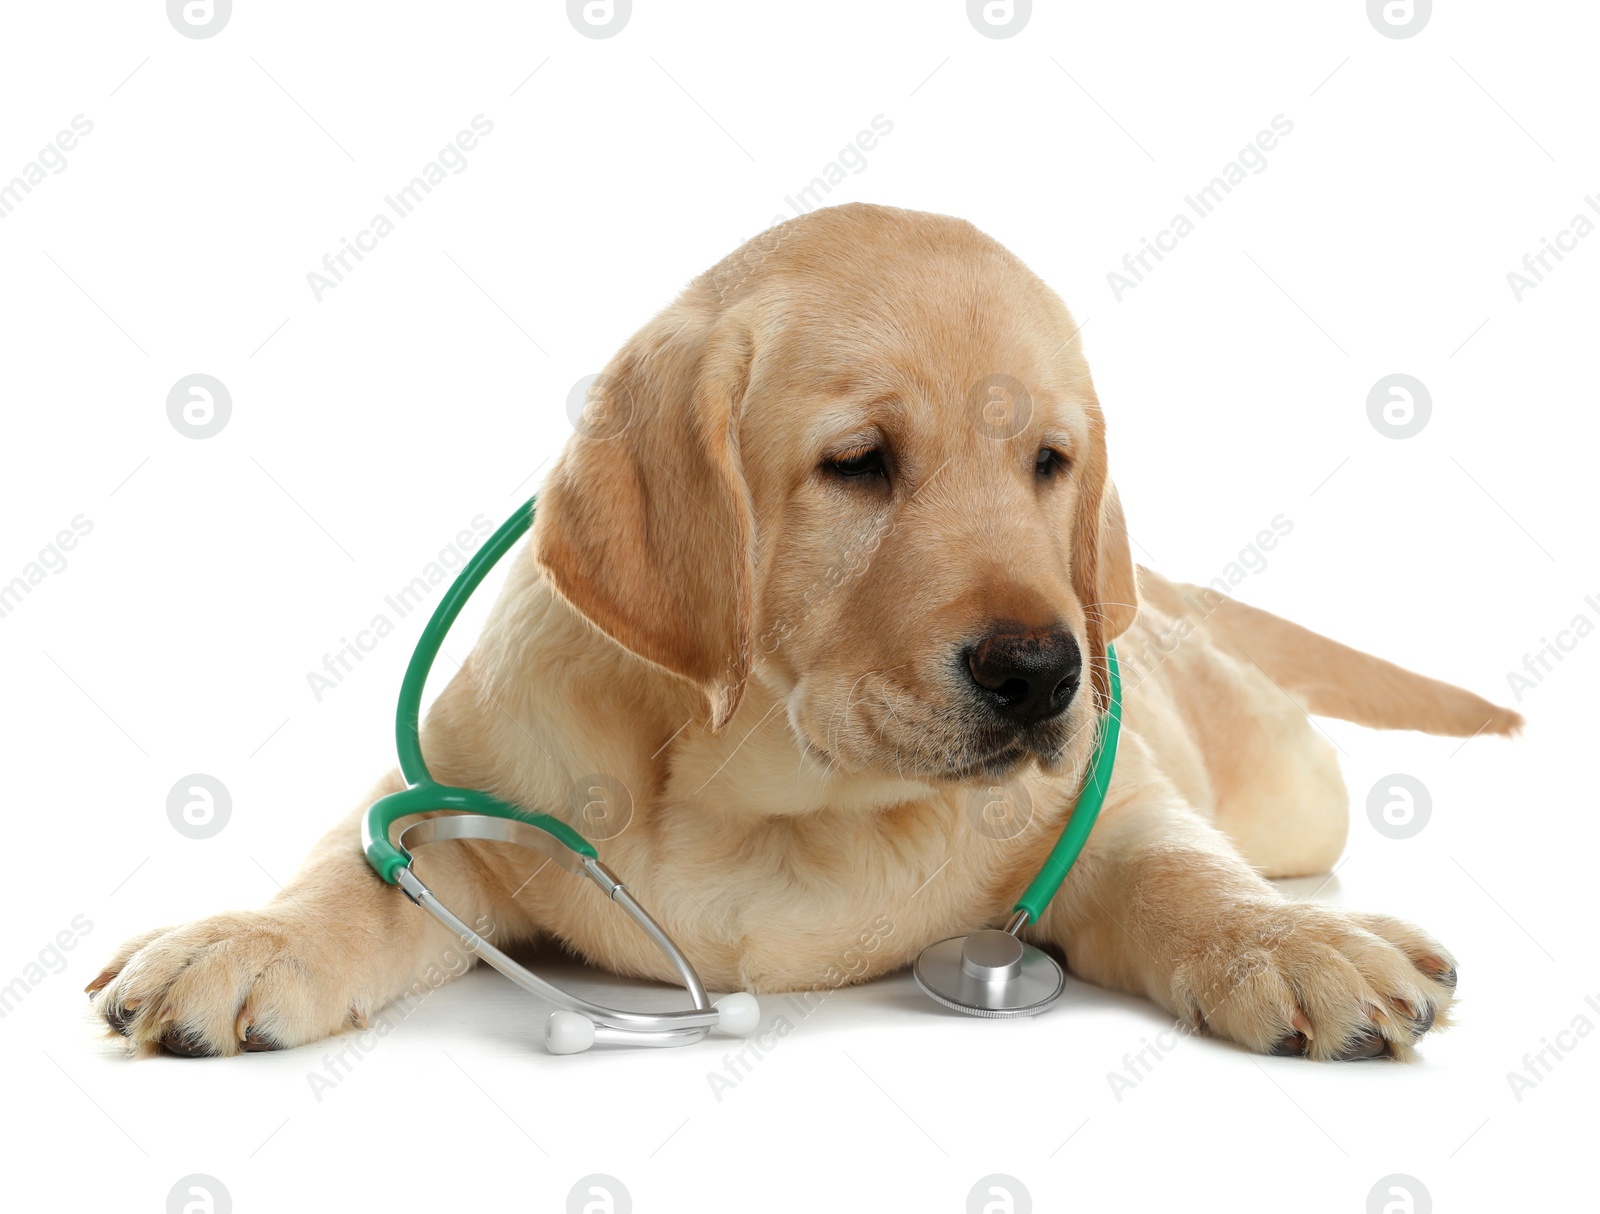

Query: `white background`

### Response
(2, 1, 1595, 1210)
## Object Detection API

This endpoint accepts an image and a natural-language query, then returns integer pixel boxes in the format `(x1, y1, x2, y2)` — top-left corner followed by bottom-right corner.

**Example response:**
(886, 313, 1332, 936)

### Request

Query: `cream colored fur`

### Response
(89, 204, 1519, 1062)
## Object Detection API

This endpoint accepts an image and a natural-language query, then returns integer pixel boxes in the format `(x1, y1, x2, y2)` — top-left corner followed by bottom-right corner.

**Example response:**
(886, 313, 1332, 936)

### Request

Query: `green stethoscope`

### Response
(913, 631, 1122, 1017)
(361, 496, 1120, 1050)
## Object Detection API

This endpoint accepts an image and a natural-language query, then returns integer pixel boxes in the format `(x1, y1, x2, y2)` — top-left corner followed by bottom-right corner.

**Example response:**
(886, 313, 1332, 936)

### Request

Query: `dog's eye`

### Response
(1035, 448, 1070, 479)
(826, 448, 887, 480)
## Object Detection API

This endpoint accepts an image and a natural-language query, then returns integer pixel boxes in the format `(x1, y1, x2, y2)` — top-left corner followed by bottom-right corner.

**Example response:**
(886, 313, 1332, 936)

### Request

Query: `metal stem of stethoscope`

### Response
(393, 817, 723, 1048)
(359, 498, 760, 1053)
(913, 645, 1124, 1019)
(361, 494, 1122, 1045)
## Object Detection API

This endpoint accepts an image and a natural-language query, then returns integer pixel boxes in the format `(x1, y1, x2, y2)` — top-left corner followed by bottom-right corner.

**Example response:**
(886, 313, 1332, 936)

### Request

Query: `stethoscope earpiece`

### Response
(545, 992, 762, 1055)
(546, 1010, 597, 1055)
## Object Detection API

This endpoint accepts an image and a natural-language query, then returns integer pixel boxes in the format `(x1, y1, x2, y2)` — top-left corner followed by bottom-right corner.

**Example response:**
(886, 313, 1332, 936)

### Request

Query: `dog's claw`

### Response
(84, 970, 116, 997)
(1391, 997, 1436, 1038)
(1415, 954, 1458, 989)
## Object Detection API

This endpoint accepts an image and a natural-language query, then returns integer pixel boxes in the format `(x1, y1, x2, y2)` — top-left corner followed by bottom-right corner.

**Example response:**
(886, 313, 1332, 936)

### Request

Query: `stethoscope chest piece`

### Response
(912, 927, 1065, 1018)
(363, 493, 1122, 1045)
(913, 641, 1124, 1022)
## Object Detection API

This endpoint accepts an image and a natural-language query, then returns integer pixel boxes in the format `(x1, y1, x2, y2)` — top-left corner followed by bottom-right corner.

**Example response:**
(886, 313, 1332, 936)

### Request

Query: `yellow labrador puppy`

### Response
(90, 203, 1520, 1061)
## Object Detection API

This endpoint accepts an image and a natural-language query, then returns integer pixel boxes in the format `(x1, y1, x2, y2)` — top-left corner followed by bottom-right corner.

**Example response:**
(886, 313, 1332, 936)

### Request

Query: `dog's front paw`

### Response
(1168, 900, 1457, 1061)
(88, 913, 363, 1057)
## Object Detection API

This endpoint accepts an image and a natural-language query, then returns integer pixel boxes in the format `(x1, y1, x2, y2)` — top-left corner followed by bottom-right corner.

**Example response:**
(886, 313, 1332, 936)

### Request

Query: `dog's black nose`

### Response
(966, 625, 1082, 726)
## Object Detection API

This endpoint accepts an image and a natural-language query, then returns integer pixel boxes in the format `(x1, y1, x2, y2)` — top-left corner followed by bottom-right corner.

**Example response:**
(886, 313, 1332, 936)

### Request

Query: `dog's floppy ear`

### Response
(534, 305, 755, 730)
(1071, 398, 1139, 709)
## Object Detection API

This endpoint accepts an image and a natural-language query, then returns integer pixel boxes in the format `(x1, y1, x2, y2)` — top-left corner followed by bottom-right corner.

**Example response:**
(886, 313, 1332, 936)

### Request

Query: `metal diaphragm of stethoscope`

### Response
(912, 641, 1121, 1018)
(362, 496, 1120, 1052)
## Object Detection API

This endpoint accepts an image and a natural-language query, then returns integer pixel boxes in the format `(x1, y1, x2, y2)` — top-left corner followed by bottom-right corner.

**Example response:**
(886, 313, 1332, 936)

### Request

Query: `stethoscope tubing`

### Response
(363, 493, 1121, 1039)
(361, 498, 731, 1047)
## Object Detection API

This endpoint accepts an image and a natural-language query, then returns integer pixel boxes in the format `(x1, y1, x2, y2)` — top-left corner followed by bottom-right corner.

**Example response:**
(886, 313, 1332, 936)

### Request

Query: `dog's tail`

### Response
(1187, 584, 1524, 739)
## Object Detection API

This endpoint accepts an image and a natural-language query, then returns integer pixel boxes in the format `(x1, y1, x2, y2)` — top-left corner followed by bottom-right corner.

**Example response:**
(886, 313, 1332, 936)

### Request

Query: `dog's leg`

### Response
(1035, 777, 1457, 1060)
(88, 774, 508, 1057)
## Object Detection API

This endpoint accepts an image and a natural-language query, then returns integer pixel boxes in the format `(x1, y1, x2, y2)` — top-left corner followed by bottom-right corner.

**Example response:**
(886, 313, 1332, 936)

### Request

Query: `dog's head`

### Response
(535, 203, 1136, 786)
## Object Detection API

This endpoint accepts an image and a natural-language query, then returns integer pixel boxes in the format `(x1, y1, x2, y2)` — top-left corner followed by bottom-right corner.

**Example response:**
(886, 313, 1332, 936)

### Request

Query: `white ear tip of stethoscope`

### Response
(714, 991, 761, 1036)
(545, 1010, 597, 1054)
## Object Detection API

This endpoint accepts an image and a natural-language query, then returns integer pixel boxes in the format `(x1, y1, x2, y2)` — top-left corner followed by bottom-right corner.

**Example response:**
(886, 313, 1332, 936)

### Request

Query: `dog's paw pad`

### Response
(1270, 1031, 1308, 1057)
(103, 998, 141, 1037)
(239, 1026, 282, 1053)
(1332, 1024, 1389, 1061)
(159, 1025, 217, 1058)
